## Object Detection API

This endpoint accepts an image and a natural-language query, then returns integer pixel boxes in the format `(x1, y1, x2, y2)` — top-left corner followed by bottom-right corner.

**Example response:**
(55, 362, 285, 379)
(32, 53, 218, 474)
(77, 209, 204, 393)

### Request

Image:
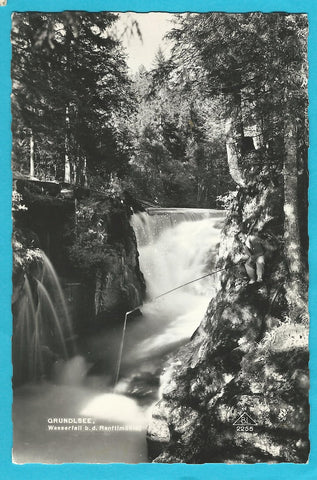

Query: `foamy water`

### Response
(13, 208, 224, 463)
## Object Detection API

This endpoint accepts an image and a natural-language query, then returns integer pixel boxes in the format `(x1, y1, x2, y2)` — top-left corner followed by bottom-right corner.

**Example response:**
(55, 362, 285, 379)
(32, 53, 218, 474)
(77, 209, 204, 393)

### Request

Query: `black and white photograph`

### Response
(11, 11, 310, 464)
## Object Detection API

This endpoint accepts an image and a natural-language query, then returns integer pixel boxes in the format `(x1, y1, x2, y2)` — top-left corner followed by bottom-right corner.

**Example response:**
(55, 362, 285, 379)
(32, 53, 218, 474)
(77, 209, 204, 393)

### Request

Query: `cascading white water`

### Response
(120, 208, 224, 366)
(13, 207, 225, 464)
(132, 208, 224, 297)
(132, 208, 224, 248)
(12, 251, 76, 384)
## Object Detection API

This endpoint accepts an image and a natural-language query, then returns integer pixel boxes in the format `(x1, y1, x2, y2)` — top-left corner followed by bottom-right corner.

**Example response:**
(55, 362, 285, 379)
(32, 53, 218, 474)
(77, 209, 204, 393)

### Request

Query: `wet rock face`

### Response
(94, 221, 146, 322)
(66, 194, 146, 327)
(148, 288, 310, 464)
(147, 185, 309, 463)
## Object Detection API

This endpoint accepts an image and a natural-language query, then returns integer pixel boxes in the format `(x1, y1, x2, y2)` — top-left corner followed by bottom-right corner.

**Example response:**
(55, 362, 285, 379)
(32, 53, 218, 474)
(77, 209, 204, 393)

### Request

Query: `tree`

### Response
(168, 12, 308, 320)
(127, 53, 232, 207)
(11, 12, 134, 185)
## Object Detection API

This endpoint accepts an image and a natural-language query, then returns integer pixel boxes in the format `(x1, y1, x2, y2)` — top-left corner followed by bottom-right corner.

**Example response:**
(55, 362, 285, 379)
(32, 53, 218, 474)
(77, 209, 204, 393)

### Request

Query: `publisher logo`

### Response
(233, 411, 257, 432)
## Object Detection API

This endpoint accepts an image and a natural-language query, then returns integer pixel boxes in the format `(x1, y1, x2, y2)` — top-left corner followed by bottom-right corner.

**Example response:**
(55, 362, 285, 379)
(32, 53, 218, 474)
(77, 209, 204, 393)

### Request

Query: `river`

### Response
(12, 208, 224, 463)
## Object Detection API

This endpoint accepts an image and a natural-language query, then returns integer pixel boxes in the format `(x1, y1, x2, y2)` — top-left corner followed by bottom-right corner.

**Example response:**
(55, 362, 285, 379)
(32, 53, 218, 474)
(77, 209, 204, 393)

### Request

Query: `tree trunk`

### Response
(64, 105, 71, 183)
(251, 119, 264, 150)
(225, 92, 246, 187)
(283, 110, 306, 322)
(29, 131, 34, 177)
(83, 156, 88, 187)
(72, 162, 77, 184)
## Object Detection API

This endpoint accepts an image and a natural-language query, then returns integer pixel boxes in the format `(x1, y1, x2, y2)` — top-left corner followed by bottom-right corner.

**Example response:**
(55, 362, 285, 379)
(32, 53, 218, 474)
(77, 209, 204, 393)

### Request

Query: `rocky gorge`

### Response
(12, 169, 310, 463)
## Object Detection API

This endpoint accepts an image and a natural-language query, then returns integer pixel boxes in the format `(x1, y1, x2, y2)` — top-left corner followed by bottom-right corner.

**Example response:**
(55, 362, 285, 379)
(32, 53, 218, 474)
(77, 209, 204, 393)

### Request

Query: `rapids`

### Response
(13, 208, 224, 463)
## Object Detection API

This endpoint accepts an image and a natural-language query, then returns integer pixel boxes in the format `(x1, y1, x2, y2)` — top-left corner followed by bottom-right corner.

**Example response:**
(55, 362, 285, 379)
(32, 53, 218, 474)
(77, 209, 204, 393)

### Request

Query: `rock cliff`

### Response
(88, 200, 146, 323)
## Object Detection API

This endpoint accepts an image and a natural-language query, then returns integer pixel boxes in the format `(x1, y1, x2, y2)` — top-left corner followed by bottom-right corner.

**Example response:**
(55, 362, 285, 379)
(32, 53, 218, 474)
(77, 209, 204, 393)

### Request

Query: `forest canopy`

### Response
(11, 12, 307, 209)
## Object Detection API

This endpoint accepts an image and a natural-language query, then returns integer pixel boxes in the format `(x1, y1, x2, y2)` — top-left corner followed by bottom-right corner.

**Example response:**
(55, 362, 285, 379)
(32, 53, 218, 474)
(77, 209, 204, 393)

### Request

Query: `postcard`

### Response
(1, 1, 316, 477)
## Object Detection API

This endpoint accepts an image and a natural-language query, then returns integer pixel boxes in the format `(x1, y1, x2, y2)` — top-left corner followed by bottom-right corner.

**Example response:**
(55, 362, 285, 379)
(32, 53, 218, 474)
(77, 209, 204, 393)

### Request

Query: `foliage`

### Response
(126, 53, 233, 207)
(12, 227, 43, 273)
(168, 12, 308, 160)
(11, 12, 134, 184)
(12, 190, 42, 273)
(68, 196, 128, 275)
(12, 190, 27, 212)
(11, 12, 308, 213)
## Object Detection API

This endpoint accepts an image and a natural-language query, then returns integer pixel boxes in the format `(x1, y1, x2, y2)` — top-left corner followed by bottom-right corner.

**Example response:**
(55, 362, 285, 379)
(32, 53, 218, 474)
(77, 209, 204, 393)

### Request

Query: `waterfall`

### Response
(132, 207, 224, 248)
(12, 251, 76, 384)
(12, 207, 225, 464)
(120, 208, 225, 366)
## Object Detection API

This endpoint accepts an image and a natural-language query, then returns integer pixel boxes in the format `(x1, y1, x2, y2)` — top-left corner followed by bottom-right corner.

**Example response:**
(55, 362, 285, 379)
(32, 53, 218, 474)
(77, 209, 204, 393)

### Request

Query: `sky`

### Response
(114, 13, 175, 73)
